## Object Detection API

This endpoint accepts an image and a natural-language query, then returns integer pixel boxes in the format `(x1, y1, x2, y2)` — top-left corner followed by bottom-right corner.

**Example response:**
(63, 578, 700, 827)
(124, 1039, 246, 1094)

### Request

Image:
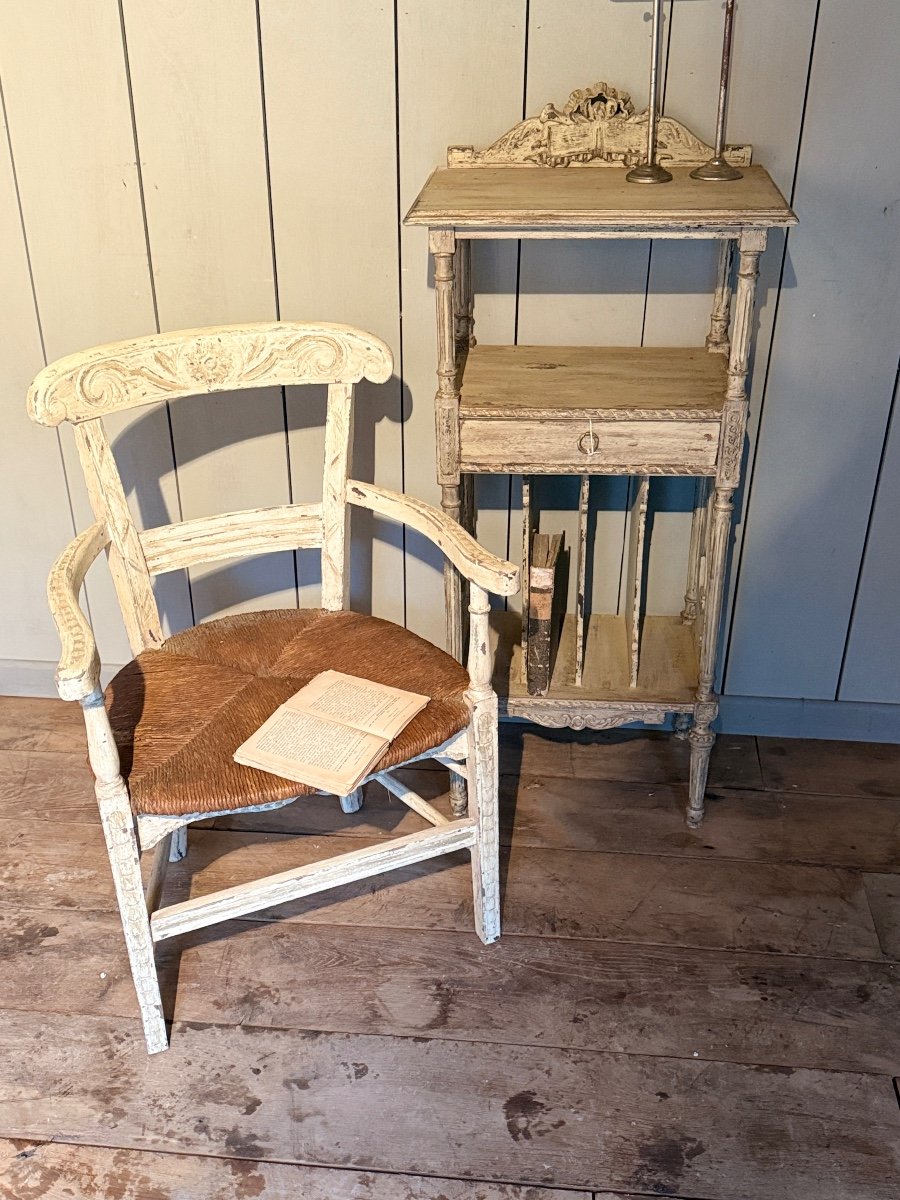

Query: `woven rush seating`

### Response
(106, 608, 470, 816)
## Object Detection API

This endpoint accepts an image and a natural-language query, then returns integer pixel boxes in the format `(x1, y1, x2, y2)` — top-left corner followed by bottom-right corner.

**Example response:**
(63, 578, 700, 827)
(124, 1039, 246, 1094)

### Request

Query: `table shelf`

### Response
(459, 344, 728, 419)
(492, 611, 698, 716)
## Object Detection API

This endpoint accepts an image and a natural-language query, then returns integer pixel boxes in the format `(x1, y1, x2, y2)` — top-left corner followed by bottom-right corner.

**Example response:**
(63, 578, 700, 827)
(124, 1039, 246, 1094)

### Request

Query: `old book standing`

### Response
(525, 531, 564, 697)
(405, 81, 796, 826)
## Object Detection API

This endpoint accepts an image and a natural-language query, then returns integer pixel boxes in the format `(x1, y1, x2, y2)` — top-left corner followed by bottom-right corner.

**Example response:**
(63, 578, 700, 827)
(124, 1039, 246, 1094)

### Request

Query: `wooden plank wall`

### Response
(0, 1, 898, 738)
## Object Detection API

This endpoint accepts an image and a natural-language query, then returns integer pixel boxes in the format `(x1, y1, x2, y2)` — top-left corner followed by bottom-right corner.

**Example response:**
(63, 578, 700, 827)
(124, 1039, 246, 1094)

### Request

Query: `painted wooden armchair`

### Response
(27, 322, 518, 1054)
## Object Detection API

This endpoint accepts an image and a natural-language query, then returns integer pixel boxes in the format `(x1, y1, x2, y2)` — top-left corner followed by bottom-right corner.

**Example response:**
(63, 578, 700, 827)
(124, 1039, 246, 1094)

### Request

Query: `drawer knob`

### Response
(577, 430, 600, 456)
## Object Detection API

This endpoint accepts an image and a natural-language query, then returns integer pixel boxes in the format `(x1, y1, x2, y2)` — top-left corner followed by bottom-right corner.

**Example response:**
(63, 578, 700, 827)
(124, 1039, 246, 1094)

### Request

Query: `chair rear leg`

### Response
(340, 788, 364, 814)
(466, 701, 501, 945)
(449, 773, 468, 817)
(169, 824, 188, 862)
(96, 782, 168, 1054)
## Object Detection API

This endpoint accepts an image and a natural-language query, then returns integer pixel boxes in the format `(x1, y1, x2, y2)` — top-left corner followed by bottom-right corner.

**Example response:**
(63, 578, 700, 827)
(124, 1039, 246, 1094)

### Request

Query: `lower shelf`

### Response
(491, 610, 698, 712)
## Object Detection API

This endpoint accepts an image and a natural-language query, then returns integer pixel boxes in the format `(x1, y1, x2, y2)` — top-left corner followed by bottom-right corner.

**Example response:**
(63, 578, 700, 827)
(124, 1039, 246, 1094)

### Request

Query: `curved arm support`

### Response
(48, 522, 110, 700)
(347, 480, 519, 598)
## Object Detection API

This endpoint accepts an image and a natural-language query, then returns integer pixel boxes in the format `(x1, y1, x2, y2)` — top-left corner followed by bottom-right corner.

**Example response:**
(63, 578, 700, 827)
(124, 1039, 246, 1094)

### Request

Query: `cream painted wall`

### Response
(1, 1, 898, 739)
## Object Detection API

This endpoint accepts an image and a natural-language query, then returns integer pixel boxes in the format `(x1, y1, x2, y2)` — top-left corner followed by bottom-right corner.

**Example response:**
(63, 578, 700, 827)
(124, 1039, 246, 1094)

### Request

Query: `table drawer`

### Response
(459, 417, 720, 473)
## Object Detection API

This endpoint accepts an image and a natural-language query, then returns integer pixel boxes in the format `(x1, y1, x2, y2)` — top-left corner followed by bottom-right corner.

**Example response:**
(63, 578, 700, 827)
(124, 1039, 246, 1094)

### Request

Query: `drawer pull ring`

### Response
(578, 427, 599, 456)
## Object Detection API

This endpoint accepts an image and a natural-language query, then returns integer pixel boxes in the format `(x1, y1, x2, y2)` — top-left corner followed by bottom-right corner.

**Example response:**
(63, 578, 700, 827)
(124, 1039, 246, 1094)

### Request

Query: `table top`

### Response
(405, 165, 796, 234)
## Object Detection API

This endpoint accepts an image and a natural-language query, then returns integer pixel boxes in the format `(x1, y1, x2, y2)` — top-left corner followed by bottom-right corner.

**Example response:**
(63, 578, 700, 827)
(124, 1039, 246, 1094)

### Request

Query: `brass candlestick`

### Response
(691, 0, 743, 181)
(626, 0, 672, 184)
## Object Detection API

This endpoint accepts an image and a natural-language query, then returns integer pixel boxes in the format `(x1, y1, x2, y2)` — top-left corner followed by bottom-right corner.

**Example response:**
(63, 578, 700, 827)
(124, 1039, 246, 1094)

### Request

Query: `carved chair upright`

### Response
(28, 321, 518, 1054)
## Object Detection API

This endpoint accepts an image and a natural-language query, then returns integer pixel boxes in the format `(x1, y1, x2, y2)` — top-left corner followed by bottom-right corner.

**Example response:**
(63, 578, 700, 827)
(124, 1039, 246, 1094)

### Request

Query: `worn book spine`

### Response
(526, 532, 563, 697)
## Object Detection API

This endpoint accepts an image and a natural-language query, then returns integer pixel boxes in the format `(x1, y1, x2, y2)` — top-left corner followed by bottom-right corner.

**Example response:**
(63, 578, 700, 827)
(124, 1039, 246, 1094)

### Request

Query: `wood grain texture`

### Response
(0, 1141, 583, 1200)
(121, 0, 296, 620)
(397, 0, 524, 646)
(0, 815, 884, 960)
(0, 109, 77, 674)
(0, 698, 84, 754)
(624, 476, 649, 688)
(757, 737, 900, 798)
(460, 417, 718, 474)
(2, 1010, 899, 1198)
(459, 345, 728, 415)
(150, 821, 477, 943)
(514, 2, 658, 620)
(406, 166, 795, 231)
(4, 908, 900, 1078)
(725, 2, 900, 699)
(0, 1, 191, 663)
(260, 0, 404, 619)
(493, 611, 699, 705)
(140, 503, 324, 574)
(502, 722, 763, 787)
(863, 874, 900, 961)
(168, 833, 881, 959)
(208, 764, 900, 874)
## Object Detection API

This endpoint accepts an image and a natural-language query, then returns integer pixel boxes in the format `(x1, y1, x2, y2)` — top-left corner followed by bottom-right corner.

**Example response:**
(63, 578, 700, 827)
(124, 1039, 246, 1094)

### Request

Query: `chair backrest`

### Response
(27, 322, 393, 654)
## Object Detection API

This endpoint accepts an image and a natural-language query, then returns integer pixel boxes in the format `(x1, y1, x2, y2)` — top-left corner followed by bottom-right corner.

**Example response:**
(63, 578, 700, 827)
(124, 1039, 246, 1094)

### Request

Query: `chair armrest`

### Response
(348, 480, 519, 598)
(48, 522, 110, 701)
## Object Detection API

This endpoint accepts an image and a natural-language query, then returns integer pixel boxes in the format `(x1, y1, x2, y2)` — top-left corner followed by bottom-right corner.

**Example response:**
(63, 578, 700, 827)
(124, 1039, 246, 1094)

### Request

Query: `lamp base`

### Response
(690, 156, 743, 182)
(625, 161, 673, 185)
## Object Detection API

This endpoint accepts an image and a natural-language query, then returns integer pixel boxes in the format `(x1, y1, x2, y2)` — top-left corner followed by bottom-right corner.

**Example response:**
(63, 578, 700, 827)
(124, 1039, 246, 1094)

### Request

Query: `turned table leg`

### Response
(688, 229, 764, 827)
(430, 228, 464, 664)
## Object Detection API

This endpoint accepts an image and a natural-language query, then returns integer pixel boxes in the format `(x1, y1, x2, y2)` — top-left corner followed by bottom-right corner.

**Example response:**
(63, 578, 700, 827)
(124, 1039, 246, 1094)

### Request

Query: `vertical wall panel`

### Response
(260, 0, 403, 621)
(836, 372, 900, 703)
(0, 96, 76, 684)
(122, 0, 294, 621)
(398, 0, 526, 646)
(726, 0, 900, 698)
(0, 2, 190, 669)
(519, 1, 664, 616)
(643, 0, 819, 618)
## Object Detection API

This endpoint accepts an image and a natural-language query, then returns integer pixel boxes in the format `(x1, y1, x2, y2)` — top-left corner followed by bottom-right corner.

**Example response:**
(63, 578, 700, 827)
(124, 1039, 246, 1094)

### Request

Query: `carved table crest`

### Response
(448, 81, 751, 170)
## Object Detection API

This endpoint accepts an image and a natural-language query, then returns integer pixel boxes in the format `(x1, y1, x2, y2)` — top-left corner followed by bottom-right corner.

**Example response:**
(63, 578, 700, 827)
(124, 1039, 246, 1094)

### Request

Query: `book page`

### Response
(235, 708, 384, 794)
(287, 670, 428, 740)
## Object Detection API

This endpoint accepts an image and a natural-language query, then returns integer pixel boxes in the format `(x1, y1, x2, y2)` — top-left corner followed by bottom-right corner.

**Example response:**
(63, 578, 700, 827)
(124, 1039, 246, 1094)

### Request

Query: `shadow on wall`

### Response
(110, 371, 414, 632)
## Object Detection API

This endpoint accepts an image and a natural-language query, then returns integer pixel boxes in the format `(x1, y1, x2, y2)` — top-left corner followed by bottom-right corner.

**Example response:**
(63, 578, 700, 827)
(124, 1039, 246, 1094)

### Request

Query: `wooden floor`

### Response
(2, 696, 900, 1199)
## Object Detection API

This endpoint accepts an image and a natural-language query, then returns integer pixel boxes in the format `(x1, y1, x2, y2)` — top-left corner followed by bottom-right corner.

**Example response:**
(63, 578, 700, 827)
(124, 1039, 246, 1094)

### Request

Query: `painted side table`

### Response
(405, 82, 796, 824)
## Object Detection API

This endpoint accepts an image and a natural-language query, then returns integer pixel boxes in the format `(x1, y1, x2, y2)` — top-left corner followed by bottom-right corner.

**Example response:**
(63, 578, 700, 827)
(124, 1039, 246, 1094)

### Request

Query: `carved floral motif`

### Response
(29, 323, 393, 426)
(718, 405, 746, 484)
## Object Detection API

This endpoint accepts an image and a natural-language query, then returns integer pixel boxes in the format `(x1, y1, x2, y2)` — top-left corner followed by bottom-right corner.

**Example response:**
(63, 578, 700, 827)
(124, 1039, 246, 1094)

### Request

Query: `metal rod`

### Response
(646, 0, 662, 160)
(626, 0, 672, 184)
(691, 0, 742, 181)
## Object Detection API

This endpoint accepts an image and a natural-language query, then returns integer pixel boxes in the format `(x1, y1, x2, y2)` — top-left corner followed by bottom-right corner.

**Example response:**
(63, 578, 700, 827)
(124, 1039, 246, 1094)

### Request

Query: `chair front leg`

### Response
(82, 690, 168, 1054)
(465, 584, 500, 944)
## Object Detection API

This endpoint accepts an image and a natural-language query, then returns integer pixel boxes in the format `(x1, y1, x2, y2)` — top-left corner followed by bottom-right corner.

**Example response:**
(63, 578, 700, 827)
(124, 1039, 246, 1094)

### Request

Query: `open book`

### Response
(233, 670, 429, 796)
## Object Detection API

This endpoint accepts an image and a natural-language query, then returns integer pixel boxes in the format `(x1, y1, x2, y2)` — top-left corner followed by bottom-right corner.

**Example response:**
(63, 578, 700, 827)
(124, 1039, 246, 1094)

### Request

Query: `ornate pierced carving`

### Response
(448, 81, 751, 170)
(28, 322, 394, 427)
(505, 700, 668, 730)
